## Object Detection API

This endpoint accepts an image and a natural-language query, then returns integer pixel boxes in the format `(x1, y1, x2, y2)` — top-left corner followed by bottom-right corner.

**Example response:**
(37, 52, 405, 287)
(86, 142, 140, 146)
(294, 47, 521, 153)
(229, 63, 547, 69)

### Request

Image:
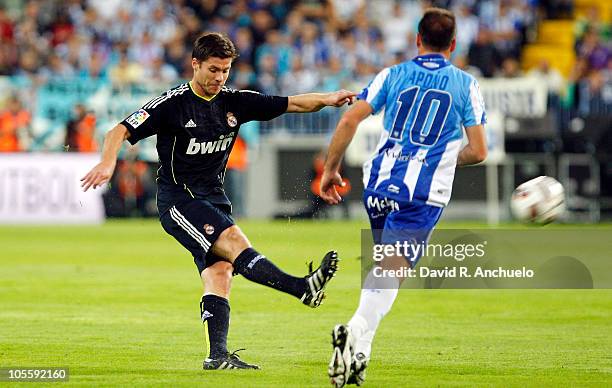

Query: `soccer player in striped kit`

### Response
(320, 8, 488, 386)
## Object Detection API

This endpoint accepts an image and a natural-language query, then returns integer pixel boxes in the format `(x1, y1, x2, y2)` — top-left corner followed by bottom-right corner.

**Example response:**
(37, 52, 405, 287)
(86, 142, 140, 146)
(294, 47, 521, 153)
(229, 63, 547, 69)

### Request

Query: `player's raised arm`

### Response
(80, 124, 130, 191)
(320, 100, 373, 205)
(457, 124, 487, 166)
(286, 89, 356, 113)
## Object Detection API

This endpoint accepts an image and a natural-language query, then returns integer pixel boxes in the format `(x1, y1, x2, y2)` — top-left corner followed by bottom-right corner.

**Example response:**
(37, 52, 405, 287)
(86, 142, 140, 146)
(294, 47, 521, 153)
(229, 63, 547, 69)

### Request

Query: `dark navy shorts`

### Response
(160, 199, 235, 274)
(363, 189, 444, 267)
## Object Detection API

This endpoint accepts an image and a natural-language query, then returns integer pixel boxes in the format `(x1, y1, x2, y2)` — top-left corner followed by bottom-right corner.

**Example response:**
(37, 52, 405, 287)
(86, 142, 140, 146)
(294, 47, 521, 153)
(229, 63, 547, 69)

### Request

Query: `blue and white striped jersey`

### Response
(358, 54, 486, 207)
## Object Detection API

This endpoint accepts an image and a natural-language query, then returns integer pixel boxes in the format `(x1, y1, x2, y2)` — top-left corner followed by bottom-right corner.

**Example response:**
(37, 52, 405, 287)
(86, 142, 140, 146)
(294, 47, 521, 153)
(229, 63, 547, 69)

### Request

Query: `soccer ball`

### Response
(510, 176, 566, 224)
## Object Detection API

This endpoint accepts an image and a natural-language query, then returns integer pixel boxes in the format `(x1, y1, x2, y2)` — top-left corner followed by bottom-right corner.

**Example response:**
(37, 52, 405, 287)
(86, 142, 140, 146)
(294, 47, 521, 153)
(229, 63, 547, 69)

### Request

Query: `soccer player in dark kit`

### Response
(81, 32, 356, 370)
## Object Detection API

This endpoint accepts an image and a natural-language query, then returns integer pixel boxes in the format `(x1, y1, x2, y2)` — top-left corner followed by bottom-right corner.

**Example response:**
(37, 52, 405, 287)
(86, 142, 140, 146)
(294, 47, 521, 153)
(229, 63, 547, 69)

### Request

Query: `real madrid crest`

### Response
(226, 112, 237, 127)
(203, 224, 215, 235)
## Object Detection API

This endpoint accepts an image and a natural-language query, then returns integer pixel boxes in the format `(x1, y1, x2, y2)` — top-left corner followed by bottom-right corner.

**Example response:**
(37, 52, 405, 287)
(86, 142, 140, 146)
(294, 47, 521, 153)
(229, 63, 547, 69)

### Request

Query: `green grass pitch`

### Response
(1, 220, 611, 387)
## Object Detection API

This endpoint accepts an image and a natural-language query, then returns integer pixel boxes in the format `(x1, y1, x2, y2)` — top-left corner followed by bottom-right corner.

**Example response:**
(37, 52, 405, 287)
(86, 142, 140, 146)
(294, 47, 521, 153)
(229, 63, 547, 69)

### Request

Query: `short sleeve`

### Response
(357, 67, 390, 115)
(233, 90, 288, 123)
(121, 94, 170, 145)
(462, 77, 487, 127)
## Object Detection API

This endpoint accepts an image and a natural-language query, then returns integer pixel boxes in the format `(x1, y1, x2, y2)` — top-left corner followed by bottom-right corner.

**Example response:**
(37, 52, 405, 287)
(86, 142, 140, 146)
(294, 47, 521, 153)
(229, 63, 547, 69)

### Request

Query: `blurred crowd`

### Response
(0, 0, 610, 152)
(567, 6, 612, 116)
(0, 0, 555, 93)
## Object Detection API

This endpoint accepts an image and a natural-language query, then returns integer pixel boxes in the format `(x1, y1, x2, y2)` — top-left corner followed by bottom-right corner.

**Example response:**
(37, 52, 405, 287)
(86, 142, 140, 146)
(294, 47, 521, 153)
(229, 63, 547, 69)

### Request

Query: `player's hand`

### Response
(319, 170, 345, 205)
(80, 161, 116, 192)
(326, 90, 357, 107)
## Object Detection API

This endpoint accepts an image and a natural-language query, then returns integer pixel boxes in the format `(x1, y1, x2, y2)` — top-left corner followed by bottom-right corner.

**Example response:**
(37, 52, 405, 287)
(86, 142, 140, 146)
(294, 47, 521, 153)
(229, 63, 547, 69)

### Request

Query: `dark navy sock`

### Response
(200, 294, 230, 359)
(233, 248, 306, 298)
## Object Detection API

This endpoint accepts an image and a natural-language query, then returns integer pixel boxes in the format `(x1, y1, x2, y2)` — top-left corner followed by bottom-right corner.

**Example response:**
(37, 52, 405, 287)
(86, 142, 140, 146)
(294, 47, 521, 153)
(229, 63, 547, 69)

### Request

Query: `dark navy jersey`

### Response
(121, 82, 288, 215)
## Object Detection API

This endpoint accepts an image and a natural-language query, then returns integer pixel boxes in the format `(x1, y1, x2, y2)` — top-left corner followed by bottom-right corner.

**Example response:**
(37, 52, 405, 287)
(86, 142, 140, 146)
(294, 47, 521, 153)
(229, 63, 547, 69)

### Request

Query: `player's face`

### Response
(192, 56, 232, 97)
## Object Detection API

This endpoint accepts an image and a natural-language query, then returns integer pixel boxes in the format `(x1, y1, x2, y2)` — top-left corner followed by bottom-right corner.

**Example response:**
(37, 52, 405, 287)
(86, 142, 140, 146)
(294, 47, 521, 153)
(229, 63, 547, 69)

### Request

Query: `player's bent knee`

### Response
(206, 261, 233, 280)
(219, 225, 248, 244)
(216, 225, 251, 259)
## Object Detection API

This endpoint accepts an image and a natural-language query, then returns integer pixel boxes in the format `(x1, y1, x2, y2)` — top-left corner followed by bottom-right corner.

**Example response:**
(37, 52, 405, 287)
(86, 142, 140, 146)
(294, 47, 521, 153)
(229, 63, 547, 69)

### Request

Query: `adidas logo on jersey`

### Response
(186, 132, 235, 155)
(185, 119, 196, 127)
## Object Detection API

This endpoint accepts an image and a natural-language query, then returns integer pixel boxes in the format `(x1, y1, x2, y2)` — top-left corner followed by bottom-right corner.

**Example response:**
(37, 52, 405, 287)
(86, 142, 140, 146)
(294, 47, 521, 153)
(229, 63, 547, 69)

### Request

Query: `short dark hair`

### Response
(418, 8, 456, 51)
(192, 32, 239, 62)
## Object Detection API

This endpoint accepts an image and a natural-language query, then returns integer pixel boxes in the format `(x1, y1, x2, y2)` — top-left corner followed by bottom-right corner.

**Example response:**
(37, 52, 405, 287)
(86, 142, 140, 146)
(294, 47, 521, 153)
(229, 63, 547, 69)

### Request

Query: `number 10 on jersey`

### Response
(389, 86, 452, 147)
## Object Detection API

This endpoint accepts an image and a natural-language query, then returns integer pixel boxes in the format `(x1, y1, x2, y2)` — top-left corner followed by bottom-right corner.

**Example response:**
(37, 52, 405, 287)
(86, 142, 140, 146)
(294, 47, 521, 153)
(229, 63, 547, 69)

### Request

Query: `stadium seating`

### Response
(574, 0, 612, 23)
(522, 0, 610, 76)
(521, 21, 575, 77)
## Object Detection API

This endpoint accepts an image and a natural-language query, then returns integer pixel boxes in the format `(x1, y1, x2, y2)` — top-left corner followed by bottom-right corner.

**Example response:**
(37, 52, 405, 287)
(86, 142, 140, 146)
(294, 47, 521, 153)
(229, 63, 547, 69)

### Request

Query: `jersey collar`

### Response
(188, 81, 218, 102)
(412, 54, 451, 70)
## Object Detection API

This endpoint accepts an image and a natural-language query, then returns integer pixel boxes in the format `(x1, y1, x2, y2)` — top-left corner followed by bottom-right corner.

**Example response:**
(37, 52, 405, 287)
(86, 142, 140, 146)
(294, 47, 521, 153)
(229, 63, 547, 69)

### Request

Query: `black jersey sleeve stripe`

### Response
(121, 84, 188, 144)
(142, 83, 189, 110)
(151, 85, 189, 109)
(143, 95, 167, 109)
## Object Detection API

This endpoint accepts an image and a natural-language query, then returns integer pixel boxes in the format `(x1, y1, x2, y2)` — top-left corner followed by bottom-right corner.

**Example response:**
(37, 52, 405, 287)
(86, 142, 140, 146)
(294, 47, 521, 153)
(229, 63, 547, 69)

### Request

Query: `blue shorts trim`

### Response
(363, 189, 443, 266)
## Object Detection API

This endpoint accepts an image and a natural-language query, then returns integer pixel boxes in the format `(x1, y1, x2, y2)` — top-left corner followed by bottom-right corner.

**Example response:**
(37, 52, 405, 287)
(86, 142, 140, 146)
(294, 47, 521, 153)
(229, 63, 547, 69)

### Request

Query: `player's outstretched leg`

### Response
(232, 248, 339, 307)
(301, 250, 340, 307)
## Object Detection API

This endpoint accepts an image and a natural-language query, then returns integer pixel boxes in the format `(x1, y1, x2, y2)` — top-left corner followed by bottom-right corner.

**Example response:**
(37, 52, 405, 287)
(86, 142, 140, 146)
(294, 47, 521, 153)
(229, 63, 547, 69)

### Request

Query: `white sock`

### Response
(347, 268, 399, 359)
